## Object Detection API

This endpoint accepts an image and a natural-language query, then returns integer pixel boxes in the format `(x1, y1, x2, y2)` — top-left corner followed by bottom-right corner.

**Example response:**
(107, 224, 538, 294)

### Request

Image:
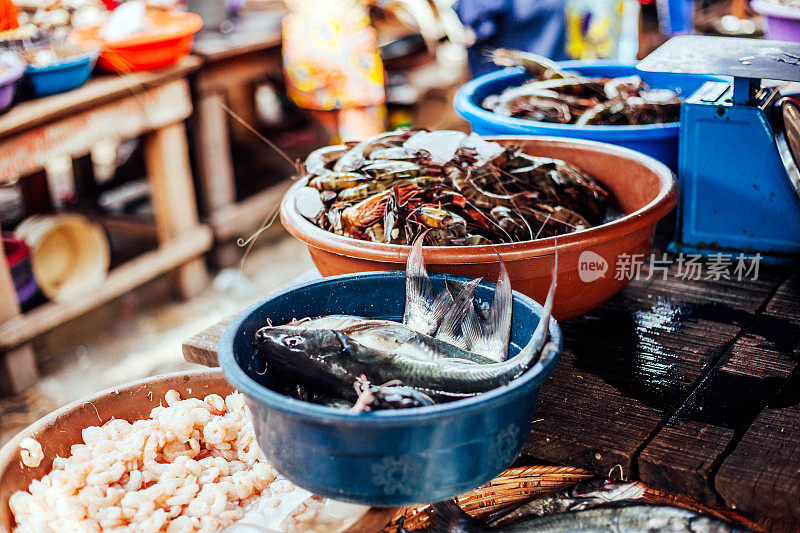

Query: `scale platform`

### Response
(636, 36, 800, 261)
(637, 35, 800, 82)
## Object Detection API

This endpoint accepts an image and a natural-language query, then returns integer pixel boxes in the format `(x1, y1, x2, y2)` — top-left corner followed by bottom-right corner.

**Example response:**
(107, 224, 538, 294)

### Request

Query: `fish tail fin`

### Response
(404, 233, 436, 334)
(509, 252, 557, 370)
(426, 500, 486, 533)
(436, 278, 482, 349)
(461, 304, 483, 353)
(534, 252, 558, 352)
(430, 288, 454, 330)
(477, 260, 513, 362)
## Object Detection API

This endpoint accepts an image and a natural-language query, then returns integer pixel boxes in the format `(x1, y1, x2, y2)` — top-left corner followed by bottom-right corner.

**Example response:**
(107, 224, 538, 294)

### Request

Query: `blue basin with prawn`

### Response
(218, 271, 561, 506)
(455, 61, 718, 170)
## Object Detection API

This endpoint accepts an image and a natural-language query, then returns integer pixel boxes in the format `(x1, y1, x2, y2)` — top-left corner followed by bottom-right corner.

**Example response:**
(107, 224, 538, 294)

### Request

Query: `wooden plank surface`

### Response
(0, 79, 194, 184)
(714, 275, 800, 520)
(716, 388, 800, 521)
(183, 318, 230, 367)
(639, 274, 800, 505)
(522, 265, 783, 480)
(192, 8, 284, 61)
(0, 57, 201, 141)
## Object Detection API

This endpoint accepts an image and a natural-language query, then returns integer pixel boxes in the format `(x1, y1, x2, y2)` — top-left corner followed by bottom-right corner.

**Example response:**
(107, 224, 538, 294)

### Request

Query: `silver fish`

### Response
(489, 478, 648, 527)
(418, 501, 743, 533)
(253, 264, 556, 400)
(403, 235, 454, 336)
(436, 262, 512, 362)
(435, 277, 483, 349)
(293, 315, 496, 365)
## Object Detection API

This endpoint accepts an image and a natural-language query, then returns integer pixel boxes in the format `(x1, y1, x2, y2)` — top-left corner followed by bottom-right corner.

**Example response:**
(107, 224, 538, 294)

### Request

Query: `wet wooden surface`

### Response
(182, 264, 800, 524)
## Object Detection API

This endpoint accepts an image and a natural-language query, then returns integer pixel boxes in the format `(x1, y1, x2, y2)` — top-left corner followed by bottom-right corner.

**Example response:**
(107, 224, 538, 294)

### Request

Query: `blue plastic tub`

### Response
(25, 52, 98, 97)
(219, 271, 561, 506)
(455, 61, 716, 170)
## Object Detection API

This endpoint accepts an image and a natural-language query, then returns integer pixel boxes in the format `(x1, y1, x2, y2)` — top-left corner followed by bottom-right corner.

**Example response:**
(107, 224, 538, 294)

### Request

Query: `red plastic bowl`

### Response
(280, 136, 678, 320)
(69, 10, 202, 72)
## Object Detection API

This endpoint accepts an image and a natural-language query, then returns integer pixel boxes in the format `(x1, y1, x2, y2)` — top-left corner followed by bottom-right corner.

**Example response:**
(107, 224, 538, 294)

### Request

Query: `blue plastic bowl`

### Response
(219, 271, 561, 506)
(455, 61, 716, 170)
(25, 52, 97, 97)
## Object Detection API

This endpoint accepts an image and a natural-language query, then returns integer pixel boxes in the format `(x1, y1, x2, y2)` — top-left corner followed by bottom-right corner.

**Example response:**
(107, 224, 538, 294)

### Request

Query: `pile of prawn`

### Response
(482, 49, 684, 126)
(295, 129, 614, 246)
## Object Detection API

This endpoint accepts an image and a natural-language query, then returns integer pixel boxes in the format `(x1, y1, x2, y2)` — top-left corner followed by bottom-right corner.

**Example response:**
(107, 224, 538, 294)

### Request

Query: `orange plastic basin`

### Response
(70, 10, 202, 72)
(281, 136, 678, 320)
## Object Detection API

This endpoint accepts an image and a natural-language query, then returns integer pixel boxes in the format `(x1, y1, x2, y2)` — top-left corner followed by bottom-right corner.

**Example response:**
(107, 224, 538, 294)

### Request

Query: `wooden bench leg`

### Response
(192, 91, 241, 268)
(0, 346, 38, 395)
(0, 225, 38, 394)
(143, 122, 209, 299)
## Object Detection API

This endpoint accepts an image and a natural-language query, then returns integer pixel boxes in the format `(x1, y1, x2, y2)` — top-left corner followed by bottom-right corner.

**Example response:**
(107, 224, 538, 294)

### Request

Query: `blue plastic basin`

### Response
(26, 53, 97, 97)
(219, 271, 561, 506)
(454, 61, 716, 170)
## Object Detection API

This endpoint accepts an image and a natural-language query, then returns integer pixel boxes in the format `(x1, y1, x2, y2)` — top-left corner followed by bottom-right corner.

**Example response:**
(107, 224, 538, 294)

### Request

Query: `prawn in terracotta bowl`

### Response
(281, 131, 677, 320)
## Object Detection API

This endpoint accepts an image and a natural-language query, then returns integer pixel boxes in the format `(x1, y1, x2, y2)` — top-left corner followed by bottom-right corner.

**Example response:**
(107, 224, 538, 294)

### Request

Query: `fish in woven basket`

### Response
(392, 476, 756, 533)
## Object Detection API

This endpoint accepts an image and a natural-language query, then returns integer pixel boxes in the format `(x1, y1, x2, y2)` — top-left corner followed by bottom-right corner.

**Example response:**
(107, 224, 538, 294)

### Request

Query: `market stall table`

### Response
(190, 8, 292, 254)
(0, 57, 212, 394)
(182, 262, 799, 528)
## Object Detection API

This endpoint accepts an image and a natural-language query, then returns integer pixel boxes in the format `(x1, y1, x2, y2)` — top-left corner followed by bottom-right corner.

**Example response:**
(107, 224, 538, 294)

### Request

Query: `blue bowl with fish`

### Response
(219, 271, 561, 506)
(454, 61, 717, 171)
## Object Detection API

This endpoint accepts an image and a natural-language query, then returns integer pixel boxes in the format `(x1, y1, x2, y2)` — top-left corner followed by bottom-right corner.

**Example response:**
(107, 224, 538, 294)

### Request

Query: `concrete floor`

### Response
(0, 225, 315, 446)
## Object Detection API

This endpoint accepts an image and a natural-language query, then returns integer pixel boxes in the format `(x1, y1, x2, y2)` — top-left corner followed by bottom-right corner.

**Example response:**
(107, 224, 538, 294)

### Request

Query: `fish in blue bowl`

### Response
(219, 237, 561, 505)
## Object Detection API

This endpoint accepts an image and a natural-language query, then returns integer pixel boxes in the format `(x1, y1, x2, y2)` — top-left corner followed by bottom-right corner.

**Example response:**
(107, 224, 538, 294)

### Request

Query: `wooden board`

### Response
(181, 263, 798, 522)
(209, 180, 294, 241)
(192, 8, 284, 62)
(639, 274, 800, 505)
(523, 264, 783, 479)
(0, 79, 194, 184)
(0, 57, 201, 142)
(183, 318, 231, 367)
(714, 274, 800, 520)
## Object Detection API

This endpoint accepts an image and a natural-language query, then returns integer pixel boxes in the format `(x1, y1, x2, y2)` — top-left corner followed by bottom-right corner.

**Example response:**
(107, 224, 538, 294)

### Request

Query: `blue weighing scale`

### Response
(638, 36, 800, 261)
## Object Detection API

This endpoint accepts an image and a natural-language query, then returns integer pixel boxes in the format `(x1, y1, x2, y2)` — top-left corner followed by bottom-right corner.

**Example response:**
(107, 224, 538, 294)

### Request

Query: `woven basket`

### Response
(387, 466, 763, 532)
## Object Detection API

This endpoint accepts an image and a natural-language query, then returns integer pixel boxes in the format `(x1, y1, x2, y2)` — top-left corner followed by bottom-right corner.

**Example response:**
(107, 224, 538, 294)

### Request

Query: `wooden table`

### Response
(190, 8, 292, 255)
(0, 57, 212, 394)
(182, 261, 800, 528)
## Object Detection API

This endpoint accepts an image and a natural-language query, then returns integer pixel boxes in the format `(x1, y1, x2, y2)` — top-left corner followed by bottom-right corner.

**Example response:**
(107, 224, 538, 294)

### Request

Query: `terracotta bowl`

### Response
(0, 370, 392, 533)
(280, 136, 678, 320)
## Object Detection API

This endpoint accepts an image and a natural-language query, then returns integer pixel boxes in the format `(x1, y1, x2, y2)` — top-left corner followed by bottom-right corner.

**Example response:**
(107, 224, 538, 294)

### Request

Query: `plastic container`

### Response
(218, 271, 562, 506)
(15, 214, 110, 302)
(69, 10, 202, 72)
(281, 136, 677, 320)
(25, 51, 98, 97)
(0, 54, 25, 114)
(751, 1, 800, 41)
(454, 61, 715, 170)
(2, 234, 37, 306)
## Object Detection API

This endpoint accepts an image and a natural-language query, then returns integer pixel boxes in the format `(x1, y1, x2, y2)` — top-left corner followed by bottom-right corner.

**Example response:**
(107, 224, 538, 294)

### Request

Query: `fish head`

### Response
(253, 325, 365, 397)
(254, 325, 345, 364)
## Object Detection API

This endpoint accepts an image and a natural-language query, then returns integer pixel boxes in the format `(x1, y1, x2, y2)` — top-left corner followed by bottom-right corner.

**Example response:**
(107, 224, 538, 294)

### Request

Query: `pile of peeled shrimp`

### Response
(294, 129, 613, 246)
(483, 49, 683, 126)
